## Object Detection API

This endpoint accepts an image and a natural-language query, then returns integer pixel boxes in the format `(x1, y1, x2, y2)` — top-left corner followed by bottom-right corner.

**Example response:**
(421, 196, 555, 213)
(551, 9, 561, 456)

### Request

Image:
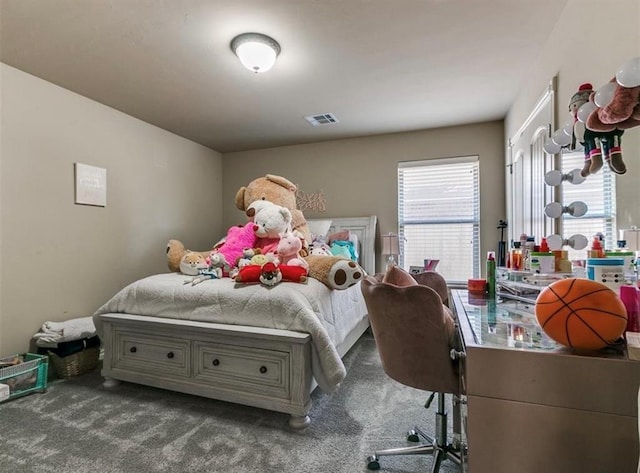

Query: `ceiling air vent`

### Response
(304, 113, 340, 127)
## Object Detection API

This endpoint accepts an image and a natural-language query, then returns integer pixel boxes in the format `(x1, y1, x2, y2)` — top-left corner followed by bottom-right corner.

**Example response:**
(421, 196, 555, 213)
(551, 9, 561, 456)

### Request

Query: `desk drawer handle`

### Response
(129, 346, 137, 353)
(212, 359, 220, 366)
(259, 366, 267, 374)
(167, 352, 174, 359)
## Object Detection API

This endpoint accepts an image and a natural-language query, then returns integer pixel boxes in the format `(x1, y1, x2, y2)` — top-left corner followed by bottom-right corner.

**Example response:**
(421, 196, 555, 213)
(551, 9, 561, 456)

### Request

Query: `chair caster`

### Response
(366, 455, 381, 470)
(407, 429, 420, 442)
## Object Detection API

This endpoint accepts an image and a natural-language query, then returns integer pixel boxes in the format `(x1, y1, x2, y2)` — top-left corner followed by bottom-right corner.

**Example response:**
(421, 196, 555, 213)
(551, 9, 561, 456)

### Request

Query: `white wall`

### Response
(506, 0, 640, 229)
(0, 64, 223, 355)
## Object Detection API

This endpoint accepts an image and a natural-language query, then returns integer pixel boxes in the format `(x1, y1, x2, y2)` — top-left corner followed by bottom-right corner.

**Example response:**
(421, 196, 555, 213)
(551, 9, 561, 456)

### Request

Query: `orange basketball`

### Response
(535, 278, 627, 350)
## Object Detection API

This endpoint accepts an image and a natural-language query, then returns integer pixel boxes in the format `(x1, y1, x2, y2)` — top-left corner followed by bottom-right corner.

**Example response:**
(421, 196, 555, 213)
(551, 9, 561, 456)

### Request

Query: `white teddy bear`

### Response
(249, 200, 293, 255)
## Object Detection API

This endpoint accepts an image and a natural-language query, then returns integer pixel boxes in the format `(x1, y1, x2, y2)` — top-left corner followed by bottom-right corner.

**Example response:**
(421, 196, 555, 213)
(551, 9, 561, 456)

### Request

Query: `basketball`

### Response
(535, 278, 628, 350)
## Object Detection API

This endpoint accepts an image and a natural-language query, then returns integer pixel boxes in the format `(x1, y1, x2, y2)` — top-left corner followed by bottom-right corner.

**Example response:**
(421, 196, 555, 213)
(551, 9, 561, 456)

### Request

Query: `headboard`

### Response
(307, 216, 377, 275)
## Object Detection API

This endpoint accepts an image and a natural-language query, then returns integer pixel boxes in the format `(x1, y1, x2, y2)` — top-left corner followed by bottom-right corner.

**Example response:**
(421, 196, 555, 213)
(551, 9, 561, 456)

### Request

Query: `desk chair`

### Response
(361, 271, 465, 472)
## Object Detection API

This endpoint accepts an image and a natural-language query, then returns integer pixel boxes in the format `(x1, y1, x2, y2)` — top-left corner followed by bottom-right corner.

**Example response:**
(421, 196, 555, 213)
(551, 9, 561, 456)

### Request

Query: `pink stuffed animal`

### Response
(213, 223, 258, 268)
(277, 230, 310, 272)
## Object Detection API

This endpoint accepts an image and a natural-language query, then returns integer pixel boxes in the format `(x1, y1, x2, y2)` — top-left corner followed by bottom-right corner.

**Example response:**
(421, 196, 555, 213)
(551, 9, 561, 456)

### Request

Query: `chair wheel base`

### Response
(407, 429, 420, 442)
(366, 455, 380, 470)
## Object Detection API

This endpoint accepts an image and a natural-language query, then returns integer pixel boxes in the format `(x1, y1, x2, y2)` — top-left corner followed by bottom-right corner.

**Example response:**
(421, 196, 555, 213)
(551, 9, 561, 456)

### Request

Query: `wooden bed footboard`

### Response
(100, 313, 369, 428)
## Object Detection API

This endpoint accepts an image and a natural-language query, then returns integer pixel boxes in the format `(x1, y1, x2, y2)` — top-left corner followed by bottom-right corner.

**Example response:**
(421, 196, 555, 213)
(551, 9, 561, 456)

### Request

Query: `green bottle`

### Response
(486, 251, 496, 297)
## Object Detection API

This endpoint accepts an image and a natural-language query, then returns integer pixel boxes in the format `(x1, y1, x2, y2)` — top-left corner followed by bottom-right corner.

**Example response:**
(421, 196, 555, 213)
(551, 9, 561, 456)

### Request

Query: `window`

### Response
(398, 156, 480, 283)
(560, 152, 616, 260)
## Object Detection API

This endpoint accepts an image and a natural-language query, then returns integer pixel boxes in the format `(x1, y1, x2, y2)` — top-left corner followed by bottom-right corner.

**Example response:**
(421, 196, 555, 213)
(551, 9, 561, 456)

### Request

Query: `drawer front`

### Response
(194, 341, 290, 398)
(114, 330, 190, 378)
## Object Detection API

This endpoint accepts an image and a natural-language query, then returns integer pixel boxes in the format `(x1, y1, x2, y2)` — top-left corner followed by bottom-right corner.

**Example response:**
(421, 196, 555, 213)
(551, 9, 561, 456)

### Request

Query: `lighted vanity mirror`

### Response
(543, 150, 639, 253)
(509, 148, 638, 252)
(508, 73, 639, 249)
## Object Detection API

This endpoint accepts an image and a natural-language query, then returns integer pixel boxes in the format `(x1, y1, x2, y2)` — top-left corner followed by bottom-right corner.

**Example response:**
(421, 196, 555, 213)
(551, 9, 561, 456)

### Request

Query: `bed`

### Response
(93, 216, 377, 428)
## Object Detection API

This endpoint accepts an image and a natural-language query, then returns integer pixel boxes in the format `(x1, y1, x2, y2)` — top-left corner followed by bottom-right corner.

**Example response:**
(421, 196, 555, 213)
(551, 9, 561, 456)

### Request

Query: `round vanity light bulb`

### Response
(544, 170, 563, 187)
(546, 234, 564, 251)
(568, 234, 589, 250)
(543, 137, 562, 155)
(552, 128, 571, 147)
(594, 82, 617, 108)
(562, 118, 575, 136)
(544, 169, 586, 187)
(567, 168, 586, 185)
(577, 101, 597, 123)
(546, 234, 588, 251)
(616, 56, 640, 87)
(568, 201, 588, 218)
(545, 202, 564, 219)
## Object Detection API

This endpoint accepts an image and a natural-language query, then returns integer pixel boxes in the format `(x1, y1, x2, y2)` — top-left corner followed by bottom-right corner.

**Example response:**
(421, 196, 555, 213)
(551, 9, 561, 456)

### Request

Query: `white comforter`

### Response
(93, 273, 367, 392)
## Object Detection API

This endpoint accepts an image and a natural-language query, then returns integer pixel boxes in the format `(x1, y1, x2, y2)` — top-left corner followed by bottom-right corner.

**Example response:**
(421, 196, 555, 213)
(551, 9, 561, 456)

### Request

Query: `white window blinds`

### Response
(398, 156, 480, 283)
(560, 152, 616, 259)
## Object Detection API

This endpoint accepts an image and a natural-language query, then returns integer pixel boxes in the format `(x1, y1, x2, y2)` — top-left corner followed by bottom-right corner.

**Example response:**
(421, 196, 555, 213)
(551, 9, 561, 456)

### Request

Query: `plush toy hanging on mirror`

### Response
(567, 58, 640, 177)
(584, 77, 640, 175)
(567, 82, 625, 177)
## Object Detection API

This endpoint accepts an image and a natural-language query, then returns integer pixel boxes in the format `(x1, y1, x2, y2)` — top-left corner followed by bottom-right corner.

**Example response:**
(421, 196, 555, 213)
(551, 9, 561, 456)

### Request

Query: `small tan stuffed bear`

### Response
(167, 240, 212, 273)
(235, 174, 364, 290)
(179, 250, 208, 276)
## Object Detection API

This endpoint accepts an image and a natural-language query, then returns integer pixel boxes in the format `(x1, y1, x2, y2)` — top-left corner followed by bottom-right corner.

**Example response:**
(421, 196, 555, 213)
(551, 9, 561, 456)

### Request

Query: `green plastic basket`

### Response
(0, 353, 48, 402)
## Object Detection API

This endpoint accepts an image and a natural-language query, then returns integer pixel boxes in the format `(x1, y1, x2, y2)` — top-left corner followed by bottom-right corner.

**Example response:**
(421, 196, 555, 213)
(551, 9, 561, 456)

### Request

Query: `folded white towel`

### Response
(33, 316, 96, 347)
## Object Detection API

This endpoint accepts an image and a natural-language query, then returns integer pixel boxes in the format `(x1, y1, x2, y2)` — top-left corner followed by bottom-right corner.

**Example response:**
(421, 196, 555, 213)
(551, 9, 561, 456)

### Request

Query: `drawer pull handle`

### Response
(212, 359, 220, 366)
(259, 366, 268, 374)
(167, 352, 174, 359)
(130, 346, 137, 353)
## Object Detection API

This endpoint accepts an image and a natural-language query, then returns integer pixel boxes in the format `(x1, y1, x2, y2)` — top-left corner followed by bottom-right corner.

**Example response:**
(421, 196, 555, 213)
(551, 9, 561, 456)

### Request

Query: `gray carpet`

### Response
(0, 334, 461, 473)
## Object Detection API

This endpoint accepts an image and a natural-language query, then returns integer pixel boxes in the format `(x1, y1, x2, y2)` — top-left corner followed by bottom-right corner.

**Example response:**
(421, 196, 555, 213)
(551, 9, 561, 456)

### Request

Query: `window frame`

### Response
(398, 155, 480, 284)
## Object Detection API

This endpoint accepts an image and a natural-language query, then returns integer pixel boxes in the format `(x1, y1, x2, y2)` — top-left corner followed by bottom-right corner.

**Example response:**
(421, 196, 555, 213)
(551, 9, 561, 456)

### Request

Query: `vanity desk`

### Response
(451, 289, 640, 473)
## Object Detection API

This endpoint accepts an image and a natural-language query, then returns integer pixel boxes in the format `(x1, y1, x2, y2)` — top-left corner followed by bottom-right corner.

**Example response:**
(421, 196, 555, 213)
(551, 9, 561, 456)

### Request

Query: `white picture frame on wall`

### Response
(74, 163, 106, 207)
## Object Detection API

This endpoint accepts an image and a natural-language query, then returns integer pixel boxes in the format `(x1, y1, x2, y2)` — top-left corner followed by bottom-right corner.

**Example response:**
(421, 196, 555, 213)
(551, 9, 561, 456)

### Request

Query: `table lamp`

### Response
(382, 233, 400, 267)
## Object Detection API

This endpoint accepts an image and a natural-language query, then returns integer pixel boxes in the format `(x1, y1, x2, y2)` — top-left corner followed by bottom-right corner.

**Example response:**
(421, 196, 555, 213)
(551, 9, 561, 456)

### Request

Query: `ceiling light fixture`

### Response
(230, 32, 281, 73)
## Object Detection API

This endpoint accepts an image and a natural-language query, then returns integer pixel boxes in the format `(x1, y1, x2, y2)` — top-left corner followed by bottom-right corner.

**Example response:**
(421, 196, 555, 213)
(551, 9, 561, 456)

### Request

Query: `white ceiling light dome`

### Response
(231, 32, 281, 73)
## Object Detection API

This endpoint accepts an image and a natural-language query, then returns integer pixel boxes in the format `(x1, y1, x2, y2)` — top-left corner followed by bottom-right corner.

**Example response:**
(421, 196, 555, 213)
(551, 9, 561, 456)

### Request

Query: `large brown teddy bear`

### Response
(235, 174, 312, 244)
(235, 174, 364, 290)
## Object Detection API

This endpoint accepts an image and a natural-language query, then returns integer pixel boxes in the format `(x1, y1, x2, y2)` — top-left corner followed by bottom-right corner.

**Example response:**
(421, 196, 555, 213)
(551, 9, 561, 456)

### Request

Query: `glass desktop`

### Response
(451, 289, 560, 351)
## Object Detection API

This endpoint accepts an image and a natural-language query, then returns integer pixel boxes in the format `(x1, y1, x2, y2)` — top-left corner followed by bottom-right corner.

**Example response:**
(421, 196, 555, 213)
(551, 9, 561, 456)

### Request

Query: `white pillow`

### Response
(307, 219, 333, 238)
